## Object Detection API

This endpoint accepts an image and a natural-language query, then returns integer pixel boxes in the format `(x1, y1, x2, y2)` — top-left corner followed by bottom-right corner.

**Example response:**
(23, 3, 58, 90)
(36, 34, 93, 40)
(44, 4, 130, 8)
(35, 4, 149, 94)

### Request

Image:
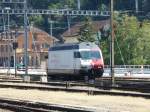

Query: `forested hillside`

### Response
(1, 0, 150, 35)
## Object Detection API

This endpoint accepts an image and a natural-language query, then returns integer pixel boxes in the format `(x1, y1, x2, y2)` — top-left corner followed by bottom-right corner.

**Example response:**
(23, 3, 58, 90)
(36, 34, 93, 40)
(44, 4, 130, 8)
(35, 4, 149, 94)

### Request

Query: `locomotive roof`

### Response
(49, 43, 79, 51)
(49, 42, 98, 51)
(52, 42, 97, 47)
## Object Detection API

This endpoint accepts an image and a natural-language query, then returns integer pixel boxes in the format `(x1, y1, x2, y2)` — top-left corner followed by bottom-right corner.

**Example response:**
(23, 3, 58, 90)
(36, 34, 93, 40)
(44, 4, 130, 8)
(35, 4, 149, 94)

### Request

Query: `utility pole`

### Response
(65, 5, 71, 35)
(110, 0, 115, 86)
(49, 17, 53, 36)
(8, 9, 10, 71)
(13, 27, 18, 77)
(5, 7, 11, 74)
(77, 0, 81, 10)
(50, 21, 53, 36)
(135, 0, 139, 13)
(67, 15, 71, 35)
(24, 0, 28, 76)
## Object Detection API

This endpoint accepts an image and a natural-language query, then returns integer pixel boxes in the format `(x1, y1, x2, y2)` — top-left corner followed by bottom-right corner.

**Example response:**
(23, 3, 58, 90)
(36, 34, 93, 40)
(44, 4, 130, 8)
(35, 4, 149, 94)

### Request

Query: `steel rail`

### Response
(0, 76, 149, 87)
(0, 74, 150, 84)
(0, 98, 93, 112)
(98, 77, 150, 82)
(0, 81, 150, 99)
(1, 74, 150, 83)
(0, 73, 150, 93)
(0, 75, 150, 92)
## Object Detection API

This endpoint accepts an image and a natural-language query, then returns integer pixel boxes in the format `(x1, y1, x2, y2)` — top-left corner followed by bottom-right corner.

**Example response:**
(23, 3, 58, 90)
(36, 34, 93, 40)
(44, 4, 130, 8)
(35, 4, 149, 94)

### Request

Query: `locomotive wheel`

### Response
(88, 69, 95, 80)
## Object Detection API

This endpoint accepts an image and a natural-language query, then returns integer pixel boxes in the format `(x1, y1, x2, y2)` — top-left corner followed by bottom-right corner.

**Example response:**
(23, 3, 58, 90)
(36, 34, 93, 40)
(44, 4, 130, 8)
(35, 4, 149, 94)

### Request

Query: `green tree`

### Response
(139, 20, 150, 64)
(114, 14, 140, 64)
(98, 4, 108, 11)
(78, 17, 95, 42)
(100, 40, 110, 64)
(28, 0, 49, 9)
(29, 15, 44, 27)
(101, 13, 150, 65)
(48, 0, 75, 9)
(113, 13, 150, 65)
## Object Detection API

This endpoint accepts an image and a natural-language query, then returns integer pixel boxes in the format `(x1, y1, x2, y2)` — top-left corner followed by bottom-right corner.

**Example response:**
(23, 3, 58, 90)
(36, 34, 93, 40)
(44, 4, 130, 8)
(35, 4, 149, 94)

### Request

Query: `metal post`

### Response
(65, 5, 71, 35)
(24, 0, 28, 76)
(14, 46, 17, 76)
(77, 0, 81, 10)
(14, 28, 18, 77)
(67, 15, 71, 35)
(8, 10, 10, 71)
(135, 0, 138, 13)
(50, 20, 53, 36)
(2, 16, 6, 68)
(5, 7, 11, 74)
(110, 0, 115, 86)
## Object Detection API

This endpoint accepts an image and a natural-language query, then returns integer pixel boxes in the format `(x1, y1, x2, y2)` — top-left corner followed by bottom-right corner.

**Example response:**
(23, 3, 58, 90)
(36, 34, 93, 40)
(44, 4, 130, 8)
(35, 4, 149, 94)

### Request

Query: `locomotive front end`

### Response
(79, 49, 104, 78)
(91, 57, 104, 78)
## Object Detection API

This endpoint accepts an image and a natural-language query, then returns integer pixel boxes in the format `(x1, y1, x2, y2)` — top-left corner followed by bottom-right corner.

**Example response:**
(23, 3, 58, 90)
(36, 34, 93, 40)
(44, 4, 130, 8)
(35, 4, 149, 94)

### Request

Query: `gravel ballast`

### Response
(0, 88, 150, 112)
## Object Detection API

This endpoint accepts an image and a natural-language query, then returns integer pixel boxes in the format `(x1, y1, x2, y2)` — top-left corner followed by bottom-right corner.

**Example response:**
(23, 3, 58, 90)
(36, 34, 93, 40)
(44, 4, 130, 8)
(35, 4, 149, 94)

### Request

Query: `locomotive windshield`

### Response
(80, 51, 101, 60)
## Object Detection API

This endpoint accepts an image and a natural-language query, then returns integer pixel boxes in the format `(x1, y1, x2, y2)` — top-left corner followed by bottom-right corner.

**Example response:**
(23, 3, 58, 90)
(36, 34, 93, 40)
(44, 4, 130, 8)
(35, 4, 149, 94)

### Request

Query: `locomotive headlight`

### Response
(98, 65, 103, 69)
(98, 66, 102, 68)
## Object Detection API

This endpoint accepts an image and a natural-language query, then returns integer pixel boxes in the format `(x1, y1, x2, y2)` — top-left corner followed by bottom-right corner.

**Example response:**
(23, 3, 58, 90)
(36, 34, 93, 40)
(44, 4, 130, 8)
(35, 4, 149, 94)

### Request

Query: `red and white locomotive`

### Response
(47, 42, 104, 79)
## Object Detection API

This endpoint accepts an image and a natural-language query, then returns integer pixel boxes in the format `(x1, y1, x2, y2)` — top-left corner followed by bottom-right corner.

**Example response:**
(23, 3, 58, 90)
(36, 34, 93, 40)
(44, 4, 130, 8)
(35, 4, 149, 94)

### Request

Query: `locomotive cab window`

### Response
(80, 51, 101, 60)
(74, 52, 81, 58)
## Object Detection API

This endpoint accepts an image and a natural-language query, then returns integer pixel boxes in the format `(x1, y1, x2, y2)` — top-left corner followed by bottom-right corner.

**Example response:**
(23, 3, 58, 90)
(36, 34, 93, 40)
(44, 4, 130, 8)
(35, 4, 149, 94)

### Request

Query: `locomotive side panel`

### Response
(48, 50, 75, 74)
(47, 42, 104, 78)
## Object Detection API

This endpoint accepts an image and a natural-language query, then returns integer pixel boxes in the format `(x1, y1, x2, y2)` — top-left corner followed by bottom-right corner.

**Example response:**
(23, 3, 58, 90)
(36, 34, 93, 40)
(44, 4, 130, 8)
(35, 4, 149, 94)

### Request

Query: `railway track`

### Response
(0, 98, 93, 112)
(0, 81, 150, 99)
(1, 75, 150, 89)
(0, 74, 150, 97)
(96, 77, 150, 87)
(1, 77, 150, 92)
(1, 73, 150, 83)
(98, 76, 150, 81)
